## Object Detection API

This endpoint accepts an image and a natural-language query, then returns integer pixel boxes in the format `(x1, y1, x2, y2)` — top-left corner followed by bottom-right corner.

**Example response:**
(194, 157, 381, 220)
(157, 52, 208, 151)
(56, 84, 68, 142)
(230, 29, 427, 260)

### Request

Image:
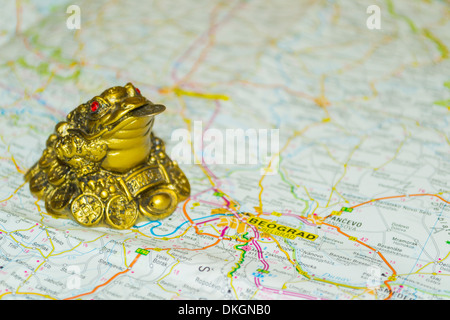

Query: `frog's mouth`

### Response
(103, 102, 166, 133)
(73, 102, 165, 141)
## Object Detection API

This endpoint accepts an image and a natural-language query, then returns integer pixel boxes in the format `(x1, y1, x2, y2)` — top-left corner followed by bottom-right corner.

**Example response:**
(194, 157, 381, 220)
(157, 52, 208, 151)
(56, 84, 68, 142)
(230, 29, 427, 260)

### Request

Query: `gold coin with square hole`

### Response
(71, 193, 104, 226)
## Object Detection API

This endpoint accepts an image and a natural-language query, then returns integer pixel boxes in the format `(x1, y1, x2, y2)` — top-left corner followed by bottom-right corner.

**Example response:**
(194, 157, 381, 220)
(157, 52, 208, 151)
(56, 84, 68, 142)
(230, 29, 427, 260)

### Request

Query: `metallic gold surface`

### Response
(25, 83, 190, 229)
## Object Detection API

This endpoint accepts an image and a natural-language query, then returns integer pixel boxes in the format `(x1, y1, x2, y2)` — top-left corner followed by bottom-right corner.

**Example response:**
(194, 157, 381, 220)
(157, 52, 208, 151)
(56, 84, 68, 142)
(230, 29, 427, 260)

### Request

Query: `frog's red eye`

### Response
(90, 101, 100, 112)
(135, 88, 141, 95)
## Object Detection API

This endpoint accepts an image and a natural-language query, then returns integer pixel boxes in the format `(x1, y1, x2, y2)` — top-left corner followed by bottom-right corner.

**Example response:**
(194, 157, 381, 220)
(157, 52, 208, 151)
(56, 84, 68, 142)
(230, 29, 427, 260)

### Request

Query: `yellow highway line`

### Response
(173, 87, 229, 101)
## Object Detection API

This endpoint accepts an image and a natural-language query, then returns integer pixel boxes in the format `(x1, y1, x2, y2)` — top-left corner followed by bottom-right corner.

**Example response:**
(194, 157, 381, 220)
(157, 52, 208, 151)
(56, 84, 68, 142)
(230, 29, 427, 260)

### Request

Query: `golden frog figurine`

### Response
(25, 83, 190, 229)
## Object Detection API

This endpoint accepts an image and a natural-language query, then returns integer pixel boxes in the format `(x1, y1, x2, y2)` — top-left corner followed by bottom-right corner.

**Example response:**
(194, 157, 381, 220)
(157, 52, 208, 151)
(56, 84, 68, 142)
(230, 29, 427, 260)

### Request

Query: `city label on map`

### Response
(247, 216, 318, 241)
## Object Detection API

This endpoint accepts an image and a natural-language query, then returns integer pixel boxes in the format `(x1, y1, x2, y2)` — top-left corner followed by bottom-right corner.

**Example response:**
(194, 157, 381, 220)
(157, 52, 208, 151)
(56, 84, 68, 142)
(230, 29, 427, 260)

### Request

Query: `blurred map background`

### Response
(0, 0, 449, 300)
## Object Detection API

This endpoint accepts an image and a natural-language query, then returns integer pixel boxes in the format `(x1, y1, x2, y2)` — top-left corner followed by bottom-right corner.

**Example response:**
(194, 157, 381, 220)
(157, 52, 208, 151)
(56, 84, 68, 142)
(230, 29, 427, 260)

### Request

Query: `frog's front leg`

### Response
(54, 133, 107, 176)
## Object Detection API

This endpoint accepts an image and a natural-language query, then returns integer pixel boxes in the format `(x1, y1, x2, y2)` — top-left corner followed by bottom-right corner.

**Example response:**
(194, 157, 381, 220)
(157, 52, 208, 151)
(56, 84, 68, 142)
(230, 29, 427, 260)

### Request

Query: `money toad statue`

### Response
(25, 83, 190, 229)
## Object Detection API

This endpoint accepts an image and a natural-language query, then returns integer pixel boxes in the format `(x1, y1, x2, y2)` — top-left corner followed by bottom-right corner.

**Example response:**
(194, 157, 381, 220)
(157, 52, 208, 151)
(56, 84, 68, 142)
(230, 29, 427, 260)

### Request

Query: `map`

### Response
(0, 0, 449, 300)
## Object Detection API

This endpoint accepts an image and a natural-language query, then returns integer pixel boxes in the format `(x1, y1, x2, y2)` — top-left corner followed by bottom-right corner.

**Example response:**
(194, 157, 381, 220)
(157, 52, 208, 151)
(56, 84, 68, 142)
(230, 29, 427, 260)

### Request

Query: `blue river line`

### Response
(133, 213, 234, 237)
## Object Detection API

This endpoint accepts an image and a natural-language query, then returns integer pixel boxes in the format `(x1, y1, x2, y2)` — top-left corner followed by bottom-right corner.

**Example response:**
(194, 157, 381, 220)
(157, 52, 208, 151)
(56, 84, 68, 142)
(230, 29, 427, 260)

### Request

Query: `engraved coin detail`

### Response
(169, 168, 190, 201)
(38, 148, 56, 169)
(47, 182, 77, 214)
(71, 194, 104, 226)
(105, 195, 139, 229)
(48, 164, 69, 185)
(29, 171, 49, 195)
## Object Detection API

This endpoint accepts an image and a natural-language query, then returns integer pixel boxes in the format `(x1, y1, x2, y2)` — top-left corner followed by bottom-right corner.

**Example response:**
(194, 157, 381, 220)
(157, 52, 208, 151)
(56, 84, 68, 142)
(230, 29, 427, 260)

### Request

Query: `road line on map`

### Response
(319, 192, 450, 298)
(271, 237, 311, 279)
(321, 221, 396, 300)
(63, 253, 141, 300)
(228, 233, 250, 299)
(278, 155, 310, 212)
(0, 181, 26, 204)
(373, 124, 410, 171)
(174, 1, 242, 85)
(254, 277, 323, 300)
(15, 1, 22, 34)
(423, 29, 449, 61)
(251, 238, 269, 270)
(239, 80, 315, 102)
(258, 121, 325, 216)
(11, 156, 26, 174)
(0, 291, 57, 300)
(182, 199, 226, 240)
(5, 223, 35, 233)
(157, 260, 181, 297)
(228, 233, 249, 278)
(324, 136, 365, 208)
(348, 194, 407, 210)
(313, 277, 367, 291)
(173, 87, 229, 101)
(7, 233, 47, 258)
(16, 235, 56, 294)
(283, 236, 369, 290)
(346, 193, 450, 211)
(412, 250, 450, 274)
(170, 2, 221, 83)
(400, 195, 449, 286)
(1, 228, 108, 298)
(386, 0, 418, 33)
